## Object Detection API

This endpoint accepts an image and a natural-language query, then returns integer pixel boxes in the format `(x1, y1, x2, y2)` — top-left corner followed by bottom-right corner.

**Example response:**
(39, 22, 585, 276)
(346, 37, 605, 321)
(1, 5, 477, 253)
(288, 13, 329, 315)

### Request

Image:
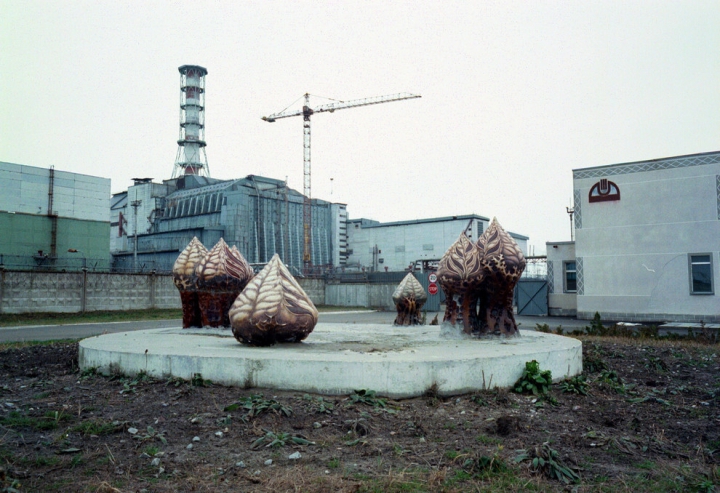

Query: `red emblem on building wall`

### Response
(589, 178, 620, 203)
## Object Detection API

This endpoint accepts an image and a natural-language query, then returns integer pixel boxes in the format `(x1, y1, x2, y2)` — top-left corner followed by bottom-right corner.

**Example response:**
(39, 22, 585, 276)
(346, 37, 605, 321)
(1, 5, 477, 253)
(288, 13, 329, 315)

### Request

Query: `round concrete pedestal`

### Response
(79, 323, 582, 398)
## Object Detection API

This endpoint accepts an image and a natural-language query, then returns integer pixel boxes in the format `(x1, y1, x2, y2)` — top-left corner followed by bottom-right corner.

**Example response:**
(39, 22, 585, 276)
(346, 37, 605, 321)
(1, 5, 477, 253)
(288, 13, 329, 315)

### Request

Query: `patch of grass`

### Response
(0, 338, 80, 351)
(0, 308, 183, 328)
(0, 410, 71, 431)
(72, 419, 121, 436)
(327, 457, 341, 469)
(444, 450, 460, 460)
(476, 434, 501, 445)
(634, 459, 655, 470)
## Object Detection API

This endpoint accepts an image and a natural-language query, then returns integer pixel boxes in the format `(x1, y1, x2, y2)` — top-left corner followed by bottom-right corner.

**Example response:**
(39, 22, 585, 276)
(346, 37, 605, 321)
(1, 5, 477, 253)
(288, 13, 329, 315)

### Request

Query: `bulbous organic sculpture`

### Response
(392, 273, 428, 325)
(477, 218, 526, 336)
(436, 232, 484, 333)
(195, 238, 254, 328)
(173, 237, 208, 328)
(230, 254, 318, 346)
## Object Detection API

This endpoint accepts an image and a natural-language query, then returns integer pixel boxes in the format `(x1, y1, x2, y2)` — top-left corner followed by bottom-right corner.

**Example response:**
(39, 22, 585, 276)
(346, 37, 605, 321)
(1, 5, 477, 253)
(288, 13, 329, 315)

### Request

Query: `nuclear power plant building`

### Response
(110, 174, 348, 273)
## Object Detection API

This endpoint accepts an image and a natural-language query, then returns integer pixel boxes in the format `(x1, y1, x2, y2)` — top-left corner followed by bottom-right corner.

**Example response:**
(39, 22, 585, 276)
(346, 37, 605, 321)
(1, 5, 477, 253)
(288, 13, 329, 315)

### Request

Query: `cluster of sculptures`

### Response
(389, 218, 525, 336)
(172, 238, 318, 346)
(437, 218, 526, 336)
(173, 217, 524, 345)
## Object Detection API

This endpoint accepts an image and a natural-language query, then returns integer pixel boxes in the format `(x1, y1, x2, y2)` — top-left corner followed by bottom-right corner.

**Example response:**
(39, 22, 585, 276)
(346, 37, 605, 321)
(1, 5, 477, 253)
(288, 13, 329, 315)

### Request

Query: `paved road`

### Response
(0, 311, 590, 343)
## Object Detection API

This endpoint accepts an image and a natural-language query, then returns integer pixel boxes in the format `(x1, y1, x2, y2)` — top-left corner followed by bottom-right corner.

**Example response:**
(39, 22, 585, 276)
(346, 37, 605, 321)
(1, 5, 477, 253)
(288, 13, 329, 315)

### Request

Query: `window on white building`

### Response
(564, 261, 577, 293)
(689, 254, 714, 294)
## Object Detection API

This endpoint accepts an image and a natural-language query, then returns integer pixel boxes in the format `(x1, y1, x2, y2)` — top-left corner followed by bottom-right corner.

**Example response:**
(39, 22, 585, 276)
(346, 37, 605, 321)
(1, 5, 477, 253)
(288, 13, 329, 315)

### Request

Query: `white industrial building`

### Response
(346, 214, 529, 272)
(547, 151, 719, 323)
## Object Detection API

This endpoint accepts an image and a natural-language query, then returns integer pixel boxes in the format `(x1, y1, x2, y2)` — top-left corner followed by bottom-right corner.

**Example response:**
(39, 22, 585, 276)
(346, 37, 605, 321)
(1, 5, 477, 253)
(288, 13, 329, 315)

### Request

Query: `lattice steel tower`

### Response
(172, 65, 210, 178)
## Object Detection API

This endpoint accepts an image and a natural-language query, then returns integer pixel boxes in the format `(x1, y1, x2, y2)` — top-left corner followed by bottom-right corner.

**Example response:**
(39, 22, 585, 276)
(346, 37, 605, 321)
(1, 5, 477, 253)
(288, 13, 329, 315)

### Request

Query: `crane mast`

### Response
(263, 92, 421, 273)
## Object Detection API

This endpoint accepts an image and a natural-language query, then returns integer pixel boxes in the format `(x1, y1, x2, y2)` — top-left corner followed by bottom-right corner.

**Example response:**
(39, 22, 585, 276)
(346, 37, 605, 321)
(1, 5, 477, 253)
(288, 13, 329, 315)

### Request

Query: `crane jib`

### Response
(261, 92, 421, 273)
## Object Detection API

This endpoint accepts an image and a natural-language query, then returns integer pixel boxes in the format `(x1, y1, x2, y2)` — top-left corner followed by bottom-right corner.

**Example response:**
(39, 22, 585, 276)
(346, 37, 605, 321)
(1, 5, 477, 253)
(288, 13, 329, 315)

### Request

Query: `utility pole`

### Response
(566, 206, 575, 241)
(131, 200, 142, 271)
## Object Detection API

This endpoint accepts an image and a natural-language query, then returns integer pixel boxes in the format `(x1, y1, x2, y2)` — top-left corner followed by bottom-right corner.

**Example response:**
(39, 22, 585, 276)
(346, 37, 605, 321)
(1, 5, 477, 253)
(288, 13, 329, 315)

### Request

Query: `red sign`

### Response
(428, 283, 438, 295)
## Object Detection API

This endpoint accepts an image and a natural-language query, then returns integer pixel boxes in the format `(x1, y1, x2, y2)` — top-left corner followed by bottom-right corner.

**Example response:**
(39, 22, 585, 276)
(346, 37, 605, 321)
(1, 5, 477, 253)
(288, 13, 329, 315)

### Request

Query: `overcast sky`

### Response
(1, 1, 718, 254)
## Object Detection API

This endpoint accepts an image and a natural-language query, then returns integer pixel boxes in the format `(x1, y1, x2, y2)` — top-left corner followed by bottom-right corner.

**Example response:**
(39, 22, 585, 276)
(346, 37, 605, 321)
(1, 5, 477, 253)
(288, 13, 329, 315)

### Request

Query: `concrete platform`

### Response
(78, 323, 582, 399)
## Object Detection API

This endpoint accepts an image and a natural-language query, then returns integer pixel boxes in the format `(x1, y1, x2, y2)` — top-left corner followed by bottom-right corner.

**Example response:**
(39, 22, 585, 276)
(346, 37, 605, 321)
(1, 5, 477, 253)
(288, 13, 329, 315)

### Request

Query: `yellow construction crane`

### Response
(262, 92, 421, 272)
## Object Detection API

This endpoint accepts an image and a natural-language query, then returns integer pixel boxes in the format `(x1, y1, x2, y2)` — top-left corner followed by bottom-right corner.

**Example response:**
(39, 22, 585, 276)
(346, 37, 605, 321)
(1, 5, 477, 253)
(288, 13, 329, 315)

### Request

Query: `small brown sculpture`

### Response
(230, 254, 318, 346)
(195, 238, 254, 327)
(392, 273, 428, 325)
(477, 218, 526, 336)
(436, 232, 484, 333)
(172, 237, 208, 328)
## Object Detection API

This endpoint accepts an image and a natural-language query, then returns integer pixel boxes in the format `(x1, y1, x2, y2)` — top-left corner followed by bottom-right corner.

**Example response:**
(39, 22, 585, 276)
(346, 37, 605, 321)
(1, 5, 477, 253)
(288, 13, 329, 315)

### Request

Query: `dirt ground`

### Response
(0, 336, 718, 492)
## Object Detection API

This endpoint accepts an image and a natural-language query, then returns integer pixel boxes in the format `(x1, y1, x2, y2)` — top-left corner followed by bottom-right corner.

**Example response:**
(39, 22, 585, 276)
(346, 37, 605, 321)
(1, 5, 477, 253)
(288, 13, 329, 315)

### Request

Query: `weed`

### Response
(344, 417, 372, 437)
(444, 450, 460, 460)
(475, 434, 501, 445)
(165, 376, 186, 387)
(191, 373, 212, 387)
(79, 366, 99, 379)
(513, 360, 552, 396)
(327, 457, 340, 469)
(250, 429, 314, 449)
(224, 394, 292, 418)
(583, 351, 609, 374)
(472, 451, 509, 475)
(347, 389, 387, 408)
(558, 375, 589, 395)
(133, 425, 167, 446)
(585, 312, 606, 336)
(596, 369, 626, 393)
(70, 454, 84, 469)
(536, 323, 551, 333)
(645, 355, 668, 372)
(470, 393, 488, 406)
(627, 389, 673, 406)
(515, 442, 580, 484)
(143, 445, 160, 456)
(302, 394, 334, 414)
(638, 325, 659, 338)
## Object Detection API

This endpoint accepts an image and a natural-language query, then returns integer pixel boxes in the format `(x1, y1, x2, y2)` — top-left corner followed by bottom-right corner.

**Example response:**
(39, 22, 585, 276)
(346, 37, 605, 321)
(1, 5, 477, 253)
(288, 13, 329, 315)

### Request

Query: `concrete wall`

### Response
(546, 241, 577, 316)
(0, 271, 329, 315)
(0, 270, 180, 314)
(297, 278, 325, 305)
(325, 283, 396, 310)
(573, 152, 720, 322)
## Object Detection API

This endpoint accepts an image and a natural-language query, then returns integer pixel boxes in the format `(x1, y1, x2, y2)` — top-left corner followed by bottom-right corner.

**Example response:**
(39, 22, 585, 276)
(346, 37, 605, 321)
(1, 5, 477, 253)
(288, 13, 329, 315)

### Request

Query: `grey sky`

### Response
(1, 1, 718, 254)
